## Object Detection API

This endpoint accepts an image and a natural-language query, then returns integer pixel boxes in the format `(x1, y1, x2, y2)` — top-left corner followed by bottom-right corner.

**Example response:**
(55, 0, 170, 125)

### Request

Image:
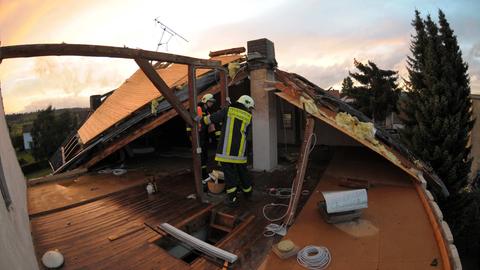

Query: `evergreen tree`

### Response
(31, 106, 57, 160)
(400, 10, 477, 254)
(341, 60, 401, 123)
(341, 76, 354, 93)
(31, 107, 78, 161)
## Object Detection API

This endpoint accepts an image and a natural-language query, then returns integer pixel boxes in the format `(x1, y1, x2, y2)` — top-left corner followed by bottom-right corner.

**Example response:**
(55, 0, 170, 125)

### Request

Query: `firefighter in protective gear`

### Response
(186, 94, 220, 190)
(203, 95, 254, 207)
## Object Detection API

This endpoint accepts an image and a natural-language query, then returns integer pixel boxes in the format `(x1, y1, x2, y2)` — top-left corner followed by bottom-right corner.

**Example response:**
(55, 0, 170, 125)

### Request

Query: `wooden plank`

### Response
(284, 116, 315, 225)
(83, 84, 222, 169)
(209, 47, 245, 57)
(28, 168, 88, 186)
(188, 65, 204, 200)
(175, 203, 215, 229)
(190, 214, 255, 269)
(210, 223, 232, 233)
(30, 180, 203, 270)
(0, 43, 221, 67)
(220, 70, 228, 107)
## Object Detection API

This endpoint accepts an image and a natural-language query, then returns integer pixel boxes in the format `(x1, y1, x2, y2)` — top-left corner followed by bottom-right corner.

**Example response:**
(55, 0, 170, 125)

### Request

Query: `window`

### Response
(282, 113, 293, 129)
(0, 155, 11, 209)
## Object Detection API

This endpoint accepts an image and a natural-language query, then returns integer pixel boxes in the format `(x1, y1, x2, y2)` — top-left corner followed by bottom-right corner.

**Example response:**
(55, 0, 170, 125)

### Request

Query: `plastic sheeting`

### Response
(322, 189, 368, 213)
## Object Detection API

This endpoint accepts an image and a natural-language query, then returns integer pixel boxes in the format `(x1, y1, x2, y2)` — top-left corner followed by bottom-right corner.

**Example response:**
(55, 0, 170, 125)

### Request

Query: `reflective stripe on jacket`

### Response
(204, 102, 252, 164)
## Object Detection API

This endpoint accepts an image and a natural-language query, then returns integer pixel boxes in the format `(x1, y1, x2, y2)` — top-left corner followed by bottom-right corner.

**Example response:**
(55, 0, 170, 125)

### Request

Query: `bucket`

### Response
(208, 181, 225, 194)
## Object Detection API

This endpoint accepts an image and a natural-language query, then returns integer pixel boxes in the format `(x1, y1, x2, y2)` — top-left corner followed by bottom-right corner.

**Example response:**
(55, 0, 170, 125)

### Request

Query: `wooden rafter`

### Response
(0, 43, 221, 68)
(135, 58, 194, 127)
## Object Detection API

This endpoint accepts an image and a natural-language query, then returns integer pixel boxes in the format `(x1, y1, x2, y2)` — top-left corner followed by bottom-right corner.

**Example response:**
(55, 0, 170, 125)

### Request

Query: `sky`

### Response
(0, 0, 479, 113)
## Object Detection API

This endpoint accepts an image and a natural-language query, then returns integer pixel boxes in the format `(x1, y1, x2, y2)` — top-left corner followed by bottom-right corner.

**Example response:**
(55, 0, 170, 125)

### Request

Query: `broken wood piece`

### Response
(284, 116, 315, 226)
(209, 47, 246, 57)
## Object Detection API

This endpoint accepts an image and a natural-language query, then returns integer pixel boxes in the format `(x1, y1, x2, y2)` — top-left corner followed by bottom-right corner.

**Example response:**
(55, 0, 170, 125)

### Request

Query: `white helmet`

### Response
(237, 95, 255, 110)
(201, 93, 216, 104)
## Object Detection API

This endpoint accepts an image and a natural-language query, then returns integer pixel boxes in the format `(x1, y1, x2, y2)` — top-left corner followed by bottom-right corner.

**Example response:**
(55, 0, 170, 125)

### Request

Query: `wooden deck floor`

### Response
(31, 174, 207, 270)
(30, 153, 327, 270)
(28, 154, 192, 217)
(259, 147, 444, 270)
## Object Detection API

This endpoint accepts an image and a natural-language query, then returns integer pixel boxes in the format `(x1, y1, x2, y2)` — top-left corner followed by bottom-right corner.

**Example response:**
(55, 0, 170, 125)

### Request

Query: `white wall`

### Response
(0, 92, 39, 270)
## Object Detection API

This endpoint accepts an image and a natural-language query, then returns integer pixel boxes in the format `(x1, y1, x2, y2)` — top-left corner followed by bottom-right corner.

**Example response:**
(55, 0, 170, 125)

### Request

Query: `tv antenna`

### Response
(153, 18, 188, 52)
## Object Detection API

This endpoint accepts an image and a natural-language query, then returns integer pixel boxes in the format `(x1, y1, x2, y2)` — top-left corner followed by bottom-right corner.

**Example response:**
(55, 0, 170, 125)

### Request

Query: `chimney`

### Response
(247, 38, 278, 171)
(89, 95, 102, 111)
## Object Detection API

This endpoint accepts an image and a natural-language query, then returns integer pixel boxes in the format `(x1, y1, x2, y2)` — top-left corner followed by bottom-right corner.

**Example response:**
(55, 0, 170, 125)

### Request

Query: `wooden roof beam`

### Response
(135, 58, 194, 127)
(0, 43, 221, 68)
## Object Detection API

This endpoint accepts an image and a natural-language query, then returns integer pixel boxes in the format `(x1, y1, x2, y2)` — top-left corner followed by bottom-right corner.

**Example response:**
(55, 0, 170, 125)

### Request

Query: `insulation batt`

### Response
(299, 96, 319, 115)
(334, 112, 400, 164)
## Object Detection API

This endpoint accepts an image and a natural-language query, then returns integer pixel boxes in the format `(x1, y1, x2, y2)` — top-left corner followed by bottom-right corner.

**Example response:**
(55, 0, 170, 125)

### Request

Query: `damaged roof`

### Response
(51, 46, 448, 198)
(273, 69, 449, 197)
(78, 54, 243, 144)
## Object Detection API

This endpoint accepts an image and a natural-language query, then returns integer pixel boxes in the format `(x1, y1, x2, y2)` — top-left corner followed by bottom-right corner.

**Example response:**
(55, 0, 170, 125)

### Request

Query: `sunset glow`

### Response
(1, 0, 479, 113)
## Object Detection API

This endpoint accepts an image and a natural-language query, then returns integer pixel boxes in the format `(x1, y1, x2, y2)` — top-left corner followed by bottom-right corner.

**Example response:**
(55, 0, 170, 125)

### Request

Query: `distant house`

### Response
(22, 124, 33, 150)
(326, 89, 354, 103)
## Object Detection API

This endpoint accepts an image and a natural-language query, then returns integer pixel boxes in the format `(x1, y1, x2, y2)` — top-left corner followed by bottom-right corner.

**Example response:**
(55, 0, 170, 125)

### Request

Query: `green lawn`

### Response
(16, 151, 35, 164)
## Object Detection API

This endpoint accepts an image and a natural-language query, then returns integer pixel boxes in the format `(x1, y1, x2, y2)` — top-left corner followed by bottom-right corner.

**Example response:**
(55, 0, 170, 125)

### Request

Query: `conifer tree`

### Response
(341, 60, 400, 123)
(400, 10, 477, 253)
(341, 76, 354, 93)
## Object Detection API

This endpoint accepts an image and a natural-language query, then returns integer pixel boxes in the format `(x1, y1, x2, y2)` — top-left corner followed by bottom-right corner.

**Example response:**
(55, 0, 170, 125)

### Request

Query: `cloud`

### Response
(188, 0, 479, 93)
(1, 56, 129, 112)
(2, 0, 480, 112)
(22, 96, 90, 112)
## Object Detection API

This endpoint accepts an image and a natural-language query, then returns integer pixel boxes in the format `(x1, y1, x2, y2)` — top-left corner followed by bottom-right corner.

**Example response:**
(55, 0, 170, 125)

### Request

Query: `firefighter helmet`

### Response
(237, 95, 255, 109)
(201, 93, 216, 104)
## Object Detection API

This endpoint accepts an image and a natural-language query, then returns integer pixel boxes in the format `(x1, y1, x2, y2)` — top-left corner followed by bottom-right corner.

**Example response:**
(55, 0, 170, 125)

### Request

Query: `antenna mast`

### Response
(153, 18, 188, 52)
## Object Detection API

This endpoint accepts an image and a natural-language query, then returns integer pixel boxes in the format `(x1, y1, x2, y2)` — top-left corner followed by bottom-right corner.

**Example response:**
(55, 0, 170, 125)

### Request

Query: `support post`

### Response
(219, 69, 229, 107)
(135, 58, 194, 127)
(188, 65, 204, 201)
(247, 38, 278, 171)
(284, 116, 315, 225)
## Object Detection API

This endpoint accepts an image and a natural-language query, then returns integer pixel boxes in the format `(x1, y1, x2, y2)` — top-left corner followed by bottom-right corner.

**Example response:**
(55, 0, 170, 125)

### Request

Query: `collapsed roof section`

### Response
(44, 47, 245, 174)
(78, 54, 243, 144)
(35, 43, 448, 198)
(273, 69, 449, 198)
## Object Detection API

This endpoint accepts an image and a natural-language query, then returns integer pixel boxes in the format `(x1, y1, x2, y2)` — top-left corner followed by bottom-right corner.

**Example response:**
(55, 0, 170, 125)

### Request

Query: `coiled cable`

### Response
(297, 245, 331, 270)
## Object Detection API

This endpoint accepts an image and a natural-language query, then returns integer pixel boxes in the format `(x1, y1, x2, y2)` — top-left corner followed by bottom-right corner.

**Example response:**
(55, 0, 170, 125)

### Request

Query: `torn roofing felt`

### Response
(49, 54, 244, 173)
(273, 69, 449, 198)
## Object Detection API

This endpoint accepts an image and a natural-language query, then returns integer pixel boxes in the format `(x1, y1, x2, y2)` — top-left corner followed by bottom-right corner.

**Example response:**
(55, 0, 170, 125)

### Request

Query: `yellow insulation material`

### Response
(335, 112, 377, 144)
(299, 95, 319, 115)
(228, 62, 241, 79)
(335, 112, 400, 164)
